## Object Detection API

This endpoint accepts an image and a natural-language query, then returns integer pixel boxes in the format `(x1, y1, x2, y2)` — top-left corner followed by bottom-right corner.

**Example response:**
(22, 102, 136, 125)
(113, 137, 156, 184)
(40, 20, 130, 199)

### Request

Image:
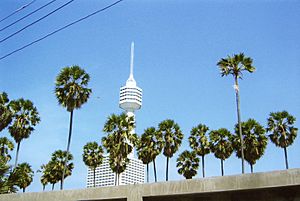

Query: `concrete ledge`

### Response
(1, 169, 300, 201)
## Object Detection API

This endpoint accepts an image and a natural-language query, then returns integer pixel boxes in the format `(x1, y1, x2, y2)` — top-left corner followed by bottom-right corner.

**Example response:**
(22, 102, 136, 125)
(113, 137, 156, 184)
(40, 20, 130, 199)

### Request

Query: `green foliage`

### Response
(40, 150, 74, 190)
(189, 124, 210, 156)
(210, 128, 233, 160)
(137, 127, 163, 165)
(8, 98, 40, 144)
(83, 142, 104, 169)
(217, 53, 255, 79)
(0, 137, 14, 162)
(267, 111, 298, 148)
(0, 157, 18, 194)
(176, 150, 199, 179)
(233, 119, 267, 170)
(102, 113, 137, 184)
(12, 163, 34, 192)
(55, 65, 92, 112)
(0, 92, 12, 132)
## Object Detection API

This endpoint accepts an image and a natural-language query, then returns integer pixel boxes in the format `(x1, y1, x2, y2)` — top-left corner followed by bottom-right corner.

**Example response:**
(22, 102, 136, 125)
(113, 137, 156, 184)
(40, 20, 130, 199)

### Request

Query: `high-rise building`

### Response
(86, 42, 145, 188)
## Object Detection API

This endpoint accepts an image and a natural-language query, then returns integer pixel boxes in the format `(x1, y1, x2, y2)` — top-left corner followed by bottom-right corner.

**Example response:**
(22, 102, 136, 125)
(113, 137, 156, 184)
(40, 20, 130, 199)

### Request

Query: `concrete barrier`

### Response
(1, 168, 300, 201)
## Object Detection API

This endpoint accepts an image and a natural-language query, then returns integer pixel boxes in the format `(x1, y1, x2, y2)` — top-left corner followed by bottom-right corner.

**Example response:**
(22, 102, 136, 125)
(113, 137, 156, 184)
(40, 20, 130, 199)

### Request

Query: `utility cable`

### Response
(0, 0, 124, 61)
(0, 0, 36, 23)
(0, 0, 58, 32)
(0, 0, 75, 44)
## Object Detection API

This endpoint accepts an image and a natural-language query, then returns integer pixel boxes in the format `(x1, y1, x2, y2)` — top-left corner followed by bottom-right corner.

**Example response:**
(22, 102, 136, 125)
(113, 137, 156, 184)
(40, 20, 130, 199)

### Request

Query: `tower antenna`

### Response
(130, 42, 134, 79)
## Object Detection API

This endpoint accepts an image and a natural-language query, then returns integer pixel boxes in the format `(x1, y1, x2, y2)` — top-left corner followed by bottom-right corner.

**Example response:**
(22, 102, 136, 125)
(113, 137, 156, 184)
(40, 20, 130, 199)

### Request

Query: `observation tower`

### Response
(119, 42, 143, 158)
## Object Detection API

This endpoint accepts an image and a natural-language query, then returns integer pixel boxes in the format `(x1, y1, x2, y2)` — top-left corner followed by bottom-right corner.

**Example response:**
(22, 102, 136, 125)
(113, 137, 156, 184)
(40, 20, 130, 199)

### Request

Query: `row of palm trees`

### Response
(0, 53, 298, 192)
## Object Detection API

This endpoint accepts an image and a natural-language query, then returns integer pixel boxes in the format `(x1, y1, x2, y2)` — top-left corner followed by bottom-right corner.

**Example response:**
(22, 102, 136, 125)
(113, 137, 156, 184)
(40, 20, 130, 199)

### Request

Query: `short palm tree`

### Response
(0, 137, 14, 162)
(8, 98, 40, 167)
(189, 124, 210, 178)
(50, 150, 74, 190)
(217, 53, 255, 174)
(176, 150, 199, 179)
(39, 162, 59, 191)
(0, 92, 12, 132)
(55, 65, 91, 189)
(13, 163, 33, 192)
(137, 127, 163, 183)
(267, 111, 298, 169)
(158, 119, 183, 181)
(0, 156, 18, 193)
(102, 113, 137, 185)
(210, 128, 233, 176)
(233, 119, 267, 173)
(82, 142, 104, 187)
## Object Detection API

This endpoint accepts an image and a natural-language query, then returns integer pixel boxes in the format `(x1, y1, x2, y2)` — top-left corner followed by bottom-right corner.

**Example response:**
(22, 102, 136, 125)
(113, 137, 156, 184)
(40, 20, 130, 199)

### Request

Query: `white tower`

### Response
(119, 42, 143, 158)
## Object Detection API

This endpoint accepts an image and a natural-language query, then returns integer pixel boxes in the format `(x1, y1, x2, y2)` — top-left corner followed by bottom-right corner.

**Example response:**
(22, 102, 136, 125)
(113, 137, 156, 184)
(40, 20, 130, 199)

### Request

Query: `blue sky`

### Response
(0, 0, 299, 192)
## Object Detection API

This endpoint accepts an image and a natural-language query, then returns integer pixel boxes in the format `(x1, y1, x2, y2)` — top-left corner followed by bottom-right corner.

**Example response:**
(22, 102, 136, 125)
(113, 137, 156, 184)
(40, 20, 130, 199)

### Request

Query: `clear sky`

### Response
(0, 0, 299, 192)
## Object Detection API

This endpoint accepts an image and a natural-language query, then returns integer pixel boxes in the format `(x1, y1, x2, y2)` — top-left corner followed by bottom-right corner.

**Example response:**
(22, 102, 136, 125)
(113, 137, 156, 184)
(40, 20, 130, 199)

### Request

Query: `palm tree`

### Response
(209, 128, 233, 176)
(0, 137, 14, 162)
(176, 150, 199, 179)
(233, 119, 267, 173)
(8, 98, 40, 167)
(39, 162, 58, 191)
(158, 119, 183, 181)
(136, 127, 163, 183)
(217, 53, 255, 174)
(82, 142, 104, 187)
(0, 92, 12, 132)
(267, 111, 298, 169)
(50, 150, 74, 190)
(102, 113, 137, 185)
(13, 163, 33, 192)
(189, 124, 210, 178)
(0, 157, 18, 193)
(55, 65, 91, 189)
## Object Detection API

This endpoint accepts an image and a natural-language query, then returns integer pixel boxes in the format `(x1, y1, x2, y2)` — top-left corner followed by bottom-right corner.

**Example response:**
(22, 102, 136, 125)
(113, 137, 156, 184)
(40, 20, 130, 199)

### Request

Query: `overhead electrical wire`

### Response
(0, 0, 75, 44)
(0, 0, 37, 23)
(0, 0, 124, 61)
(0, 0, 58, 32)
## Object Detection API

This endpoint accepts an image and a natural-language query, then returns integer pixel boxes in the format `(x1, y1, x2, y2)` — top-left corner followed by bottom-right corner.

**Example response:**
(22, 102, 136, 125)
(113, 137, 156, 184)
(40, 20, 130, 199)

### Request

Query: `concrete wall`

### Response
(1, 169, 300, 201)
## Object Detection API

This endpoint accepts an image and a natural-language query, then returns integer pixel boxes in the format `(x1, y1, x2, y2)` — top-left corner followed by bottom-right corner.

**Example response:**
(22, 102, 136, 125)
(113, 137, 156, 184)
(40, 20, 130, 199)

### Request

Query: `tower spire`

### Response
(129, 41, 134, 79)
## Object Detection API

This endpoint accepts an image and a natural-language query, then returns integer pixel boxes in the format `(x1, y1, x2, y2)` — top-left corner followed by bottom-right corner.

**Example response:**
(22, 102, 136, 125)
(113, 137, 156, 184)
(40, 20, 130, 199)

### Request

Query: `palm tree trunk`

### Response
(153, 159, 157, 182)
(115, 172, 117, 186)
(284, 147, 289, 169)
(166, 157, 169, 181)
(43, 185, 45, 191)
(61, 110, 74, 190)
(14, 141, 21, 168)
(250, 164, 253, 173)
(118, 173, 120, 185)
(93, 168, 96, 187)
(147, 163, 149, 183)
(202, 155, 205, 178)
(221, 159, 224, 176)
(235, 77, 245, 174)
(52, 183, 54, 191)
(23, 188, 25, 193)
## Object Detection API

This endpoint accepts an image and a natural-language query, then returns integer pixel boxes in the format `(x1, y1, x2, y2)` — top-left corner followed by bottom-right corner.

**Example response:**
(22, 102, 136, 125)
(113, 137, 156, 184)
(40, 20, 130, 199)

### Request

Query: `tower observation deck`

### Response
(119, 42, 143, 117)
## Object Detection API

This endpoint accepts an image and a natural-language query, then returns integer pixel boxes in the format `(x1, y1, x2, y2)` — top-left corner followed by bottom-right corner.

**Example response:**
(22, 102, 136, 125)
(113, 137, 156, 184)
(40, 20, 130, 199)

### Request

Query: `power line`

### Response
(0, 0, 75, 44)
(0, 0, 58, 32)
(0, 0, 124, 61)
(0, 0, 36, 23)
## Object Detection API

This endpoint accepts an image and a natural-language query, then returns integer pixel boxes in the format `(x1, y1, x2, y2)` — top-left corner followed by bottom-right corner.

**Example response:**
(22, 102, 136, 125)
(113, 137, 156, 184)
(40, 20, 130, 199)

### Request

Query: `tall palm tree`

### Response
(267, 111, 298, 169)
(55, 65, 91, 189)
(0, 137, 14, 162)
(8, 98, 40, 167)
(102, 113, 137, 185)
(13, 163, 33, 192)
(209, 128, 233, 176)
(217, 53, 255, 174)
(189, 124, 210, 178)
(176, 150, 199, 179)
(158, 119, 183, 181)
(82, 142, 104, 187)
(0, 92, 12, 132)
(136, 127, 163, 183)
(233, 119, 267, 173)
